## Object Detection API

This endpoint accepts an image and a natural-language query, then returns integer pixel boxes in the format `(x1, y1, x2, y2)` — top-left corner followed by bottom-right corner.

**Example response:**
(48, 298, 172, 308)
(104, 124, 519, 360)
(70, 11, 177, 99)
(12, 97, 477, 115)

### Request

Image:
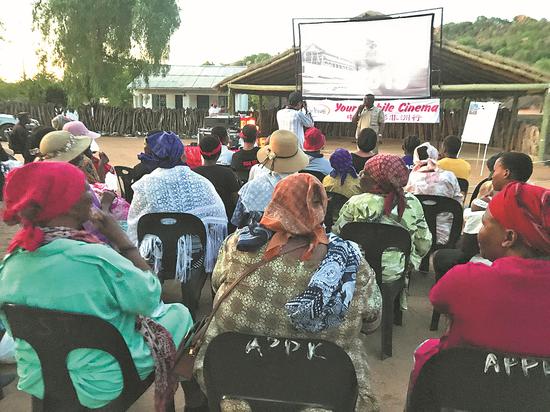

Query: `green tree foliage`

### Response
(33, 0, 181, 106)
(232, 53, 272, 66)
(444, 16, 550, 72)
(0, 72, 66, 104)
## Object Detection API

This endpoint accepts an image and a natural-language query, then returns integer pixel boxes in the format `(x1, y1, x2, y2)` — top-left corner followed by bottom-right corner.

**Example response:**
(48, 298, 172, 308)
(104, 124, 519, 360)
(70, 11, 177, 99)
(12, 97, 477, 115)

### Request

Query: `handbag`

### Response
(171, 240, 309, 381)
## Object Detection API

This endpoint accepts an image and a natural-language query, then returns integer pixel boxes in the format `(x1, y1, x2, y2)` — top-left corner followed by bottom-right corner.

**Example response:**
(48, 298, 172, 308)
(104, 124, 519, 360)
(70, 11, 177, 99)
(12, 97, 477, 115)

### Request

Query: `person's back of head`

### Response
(442, 135, 461, 158)
(211, 126, 228, 145)
(492, 152, 533, 191)
(199, 135, 222, 163)
(357, 128, 377, 153)
(288, 91, 302, 108)
(403, 135, 421, 156)
(241, 125, 258, 145)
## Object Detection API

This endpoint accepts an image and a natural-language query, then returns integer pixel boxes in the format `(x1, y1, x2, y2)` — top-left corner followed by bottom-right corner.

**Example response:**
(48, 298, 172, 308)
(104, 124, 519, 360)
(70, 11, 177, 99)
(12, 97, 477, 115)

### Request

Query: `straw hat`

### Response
(39, 131, 91, 162)
(257, 130, 309, 173)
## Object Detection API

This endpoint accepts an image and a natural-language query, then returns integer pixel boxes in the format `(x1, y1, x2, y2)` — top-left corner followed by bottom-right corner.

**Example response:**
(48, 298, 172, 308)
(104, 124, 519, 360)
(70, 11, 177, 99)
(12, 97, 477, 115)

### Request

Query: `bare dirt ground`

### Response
(0, 137, 548, 411)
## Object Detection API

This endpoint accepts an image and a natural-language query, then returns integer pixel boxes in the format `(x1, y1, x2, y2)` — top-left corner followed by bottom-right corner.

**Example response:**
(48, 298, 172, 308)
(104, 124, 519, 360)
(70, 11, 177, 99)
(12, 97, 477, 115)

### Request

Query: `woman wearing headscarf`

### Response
(191, 174, 382, 411)
(322, 148, 362, 198)
(408, 182, 550, 389)
(333, 154, 432, 288)
(126, 131, 227, 315)
(0, 162, 193, 410)
(405, 142, 462, 244)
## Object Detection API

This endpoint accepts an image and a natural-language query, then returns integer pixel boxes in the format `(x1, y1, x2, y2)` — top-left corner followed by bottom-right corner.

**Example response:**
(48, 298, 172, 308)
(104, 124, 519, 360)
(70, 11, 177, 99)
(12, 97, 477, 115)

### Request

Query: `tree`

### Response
(33, 0, 181, 106)
(232, 53, 272, 66)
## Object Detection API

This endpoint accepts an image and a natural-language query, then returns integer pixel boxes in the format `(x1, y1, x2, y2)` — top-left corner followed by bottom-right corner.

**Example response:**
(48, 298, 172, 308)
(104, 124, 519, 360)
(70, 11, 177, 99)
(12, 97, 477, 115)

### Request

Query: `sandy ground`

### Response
(0, 137, 548, 411)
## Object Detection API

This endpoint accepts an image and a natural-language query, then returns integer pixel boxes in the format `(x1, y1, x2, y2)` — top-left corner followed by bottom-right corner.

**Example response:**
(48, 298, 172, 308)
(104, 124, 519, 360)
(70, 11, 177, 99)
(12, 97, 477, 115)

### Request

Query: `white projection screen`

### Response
(299, 14, 434, 99)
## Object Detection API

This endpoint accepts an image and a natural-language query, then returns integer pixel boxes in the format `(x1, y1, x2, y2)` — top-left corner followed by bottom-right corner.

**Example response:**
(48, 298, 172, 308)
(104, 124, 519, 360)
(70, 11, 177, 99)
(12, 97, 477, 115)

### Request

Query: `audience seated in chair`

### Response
(211, 126, 234, 166)
(333, 154, 432, 309)
(186, 174, 382, 411)
(302, 127, 332, 176)
(127, 131, 227, 277)
(409, 182, 550, 390)
(132, 130, 164, 182)
(437, 135, 471, 180)
(322, 148, 362, 199)
(352, 128, 377, 172)
(0, 162, 193, 409)
(195, 135, 241, 223)
(405, 142, 462, 245)
(402, 135, 421, 172)
(231, 130, 308, 228)
(230, 124, 260, 183)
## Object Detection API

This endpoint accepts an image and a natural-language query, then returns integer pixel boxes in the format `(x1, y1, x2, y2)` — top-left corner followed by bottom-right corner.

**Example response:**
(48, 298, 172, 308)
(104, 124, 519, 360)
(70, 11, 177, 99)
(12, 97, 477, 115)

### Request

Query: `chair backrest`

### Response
(204, 332, 358, 412)
(299, 169, 327, 182)
(407, 347, 550, 412)
(457, 178, 469, 197)
(340, 222, 411, 284)
(2, 303, 145, 411)
(415, 195, 464, 250)
(113, 165, 135, 203)
(137, 212, 207, 278)
(324, 192, 349, 232)
(469, 176, 492, 208)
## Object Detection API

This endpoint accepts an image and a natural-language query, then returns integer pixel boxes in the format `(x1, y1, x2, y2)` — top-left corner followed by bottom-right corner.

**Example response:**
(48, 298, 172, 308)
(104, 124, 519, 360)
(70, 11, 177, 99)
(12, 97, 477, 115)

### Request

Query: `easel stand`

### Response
(458, 142, 489, 177)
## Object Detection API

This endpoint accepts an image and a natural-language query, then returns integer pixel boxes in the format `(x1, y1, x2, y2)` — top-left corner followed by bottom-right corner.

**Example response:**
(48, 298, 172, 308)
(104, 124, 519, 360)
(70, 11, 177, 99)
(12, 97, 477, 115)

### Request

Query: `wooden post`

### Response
(506, 96, 519, 151)
(539, 88, 550, 162)
(228, 88, 235, 114)
(259, 95, 263, 111)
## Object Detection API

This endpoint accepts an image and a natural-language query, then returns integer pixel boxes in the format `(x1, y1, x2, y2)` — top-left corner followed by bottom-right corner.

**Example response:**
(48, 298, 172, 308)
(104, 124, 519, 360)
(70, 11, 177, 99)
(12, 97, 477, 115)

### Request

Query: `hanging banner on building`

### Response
(305, 98, 440, 123)
(461, 101, 500, 145)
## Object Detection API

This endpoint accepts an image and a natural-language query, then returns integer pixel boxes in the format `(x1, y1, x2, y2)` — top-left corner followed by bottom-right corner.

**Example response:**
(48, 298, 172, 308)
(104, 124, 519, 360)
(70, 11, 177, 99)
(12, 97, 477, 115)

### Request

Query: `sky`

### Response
(0, 0, 549, 82)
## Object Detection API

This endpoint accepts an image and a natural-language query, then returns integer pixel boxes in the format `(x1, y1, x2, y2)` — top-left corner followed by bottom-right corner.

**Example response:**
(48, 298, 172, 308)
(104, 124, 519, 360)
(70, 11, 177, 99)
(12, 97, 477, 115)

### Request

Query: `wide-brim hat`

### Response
(40, 131, 92, 162)
(257, 130, 309, 173)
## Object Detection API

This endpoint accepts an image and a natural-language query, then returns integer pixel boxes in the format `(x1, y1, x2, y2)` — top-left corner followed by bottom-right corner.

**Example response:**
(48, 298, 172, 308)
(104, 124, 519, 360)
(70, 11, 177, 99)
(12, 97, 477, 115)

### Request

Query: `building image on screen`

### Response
(299, 14, 434, 99)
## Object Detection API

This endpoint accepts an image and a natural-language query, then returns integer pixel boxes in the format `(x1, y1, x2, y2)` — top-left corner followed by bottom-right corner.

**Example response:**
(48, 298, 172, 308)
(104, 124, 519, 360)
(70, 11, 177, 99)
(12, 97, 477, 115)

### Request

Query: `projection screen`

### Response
(299, 14, 434, 99)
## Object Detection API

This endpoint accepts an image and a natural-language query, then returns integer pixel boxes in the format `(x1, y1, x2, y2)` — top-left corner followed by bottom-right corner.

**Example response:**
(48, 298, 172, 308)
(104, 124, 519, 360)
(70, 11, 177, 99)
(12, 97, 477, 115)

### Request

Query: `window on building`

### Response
(197, 95, 210, 110)
(218, 96, 228, 108)
(152, 94, 166, 109)
(175, 95, 184, 109)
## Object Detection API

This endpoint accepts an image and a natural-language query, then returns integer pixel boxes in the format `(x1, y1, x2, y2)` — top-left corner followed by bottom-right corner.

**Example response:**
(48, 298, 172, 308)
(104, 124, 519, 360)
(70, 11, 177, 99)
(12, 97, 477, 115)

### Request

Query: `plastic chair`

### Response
(340, 222, 412, 359)
(469, 176, 492, 207)
(299, 169, 327, 182)
(414, 195, 464, 272)
(137, 212, 207, 318)
(324, 192, 349, 233)
(2, 303, 174, 412)
(406, 347, 550, 412)
(113, 165, 135, 203)
(204, 332, 358, 412)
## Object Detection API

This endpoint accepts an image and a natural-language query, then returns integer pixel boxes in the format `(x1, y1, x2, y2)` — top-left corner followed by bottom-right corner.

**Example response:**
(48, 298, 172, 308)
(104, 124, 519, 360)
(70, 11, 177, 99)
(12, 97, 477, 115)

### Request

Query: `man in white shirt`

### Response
(276, 91, 314, 149)
(208, 102, 221, 116)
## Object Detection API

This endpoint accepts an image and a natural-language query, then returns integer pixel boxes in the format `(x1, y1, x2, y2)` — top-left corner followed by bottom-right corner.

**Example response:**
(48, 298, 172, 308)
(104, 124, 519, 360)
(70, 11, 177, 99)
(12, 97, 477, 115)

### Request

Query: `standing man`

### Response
(352, 93, 385, 144)
(276, 91, 314, 149)
(209, 101, 221, 116)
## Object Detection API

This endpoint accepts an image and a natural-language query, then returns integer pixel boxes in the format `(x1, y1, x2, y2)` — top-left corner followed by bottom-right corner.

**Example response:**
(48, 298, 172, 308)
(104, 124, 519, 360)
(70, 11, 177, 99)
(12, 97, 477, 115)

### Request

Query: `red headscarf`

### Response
(260, 174, 328, 261)
(363, 154, 409, 219)
(3, 162, 87, 253)
(489, 182, 550, 255)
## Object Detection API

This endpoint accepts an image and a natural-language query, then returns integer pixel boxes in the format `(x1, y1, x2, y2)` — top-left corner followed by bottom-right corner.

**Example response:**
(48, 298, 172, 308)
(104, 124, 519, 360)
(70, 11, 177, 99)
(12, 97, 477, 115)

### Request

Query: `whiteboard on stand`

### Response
(461, 101, 500, 144)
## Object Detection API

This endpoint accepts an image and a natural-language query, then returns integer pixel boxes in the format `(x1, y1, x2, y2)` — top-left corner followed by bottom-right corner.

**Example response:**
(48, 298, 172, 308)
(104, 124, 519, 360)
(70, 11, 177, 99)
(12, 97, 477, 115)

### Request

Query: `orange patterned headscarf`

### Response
(260, 174, 328, 260)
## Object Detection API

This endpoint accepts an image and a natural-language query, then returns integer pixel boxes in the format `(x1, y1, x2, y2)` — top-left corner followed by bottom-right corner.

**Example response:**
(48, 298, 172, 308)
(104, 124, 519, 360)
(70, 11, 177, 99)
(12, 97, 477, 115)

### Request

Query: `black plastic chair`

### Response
(137, 212, 207, 319)
(407, 347, 550, 412)
(340, 222, 412, 359)
(299, 169, 327, 182)
(204, 332, 358, 412)
(2, 303, 174, 412)
(414, 195, 464, 272)
(324, 192, 349, 233)
(469, 176, 492, 207)
(457, 178, 469, 200)
(113, 166, 135, 203)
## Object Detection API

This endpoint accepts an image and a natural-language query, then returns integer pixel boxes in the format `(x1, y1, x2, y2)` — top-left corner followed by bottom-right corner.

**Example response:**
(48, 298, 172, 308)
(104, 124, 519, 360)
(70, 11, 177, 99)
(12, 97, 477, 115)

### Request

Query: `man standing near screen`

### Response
(277, 91, 314, 149)
(352, 93, 385, 143)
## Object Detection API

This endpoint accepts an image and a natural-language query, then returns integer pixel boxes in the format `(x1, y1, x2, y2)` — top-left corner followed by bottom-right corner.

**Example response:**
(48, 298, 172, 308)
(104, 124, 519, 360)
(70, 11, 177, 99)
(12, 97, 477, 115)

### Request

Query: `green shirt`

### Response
(333, 192, 432, 282)
(0, 239, 193, 408)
